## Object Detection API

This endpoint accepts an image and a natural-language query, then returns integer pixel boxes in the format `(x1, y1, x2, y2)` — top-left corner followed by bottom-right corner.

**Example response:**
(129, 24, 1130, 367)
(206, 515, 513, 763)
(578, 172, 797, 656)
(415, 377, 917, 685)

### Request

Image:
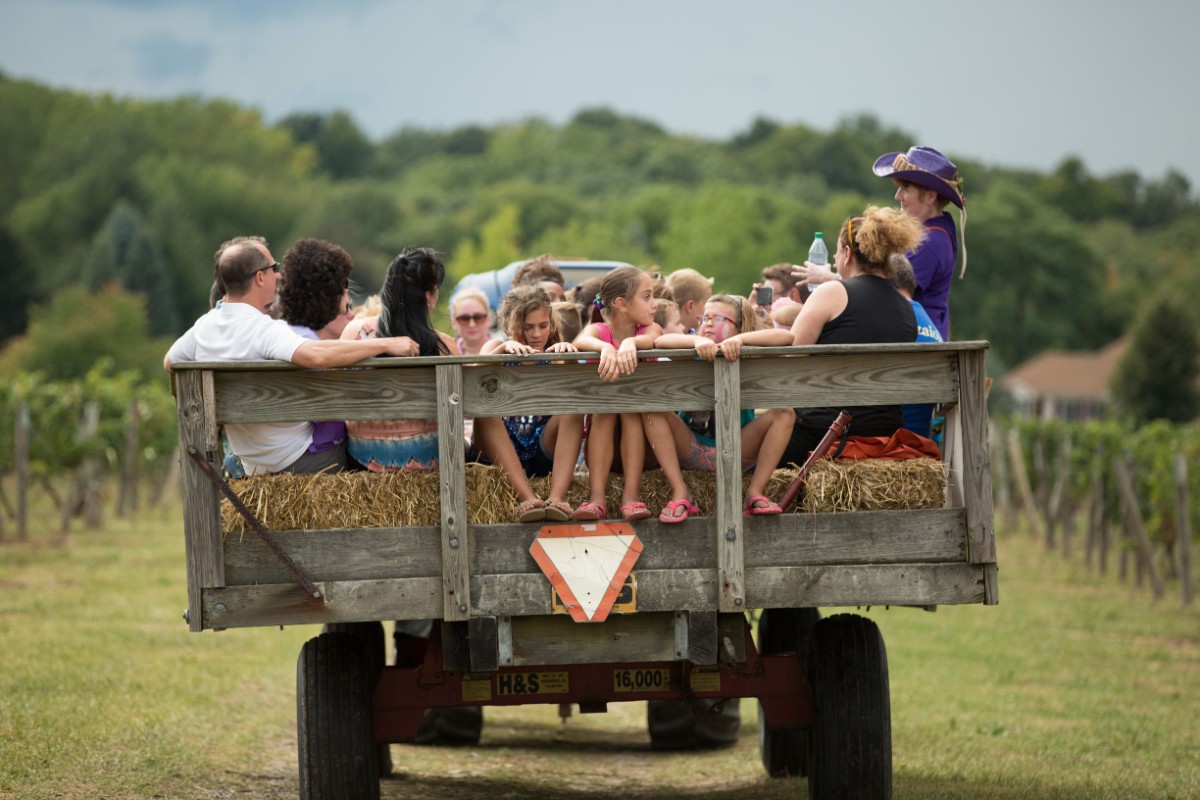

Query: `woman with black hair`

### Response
(342, 248, 550, 521)
(342, 248, 450, 472)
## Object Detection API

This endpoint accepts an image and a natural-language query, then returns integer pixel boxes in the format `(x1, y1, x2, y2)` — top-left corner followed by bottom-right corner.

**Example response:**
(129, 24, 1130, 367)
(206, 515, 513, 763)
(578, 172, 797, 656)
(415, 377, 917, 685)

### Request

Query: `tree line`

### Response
(2, 73, 1199, 419)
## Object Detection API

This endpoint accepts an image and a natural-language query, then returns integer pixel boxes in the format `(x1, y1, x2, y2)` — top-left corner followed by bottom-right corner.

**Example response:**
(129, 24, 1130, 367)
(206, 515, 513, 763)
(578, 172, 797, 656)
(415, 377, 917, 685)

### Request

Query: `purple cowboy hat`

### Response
(873, 146, 964, 208)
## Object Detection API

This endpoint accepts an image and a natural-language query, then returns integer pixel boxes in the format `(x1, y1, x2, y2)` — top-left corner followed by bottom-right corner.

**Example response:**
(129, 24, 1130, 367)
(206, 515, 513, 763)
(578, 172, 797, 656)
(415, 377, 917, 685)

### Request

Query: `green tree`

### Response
(85, 200, 179, 335)
(1111, 293, 1200, 423)
(0, 224, 36, 344)
(2, 283, 168, 382)
(279, 110, 374, 179)
(949, 180, 1118, 369)
(448, 204, 523, 284)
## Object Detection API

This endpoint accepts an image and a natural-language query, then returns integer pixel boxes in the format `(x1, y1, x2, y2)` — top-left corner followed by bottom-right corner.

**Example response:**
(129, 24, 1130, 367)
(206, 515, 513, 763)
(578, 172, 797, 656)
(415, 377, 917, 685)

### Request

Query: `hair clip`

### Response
(592, 293, 604, 310)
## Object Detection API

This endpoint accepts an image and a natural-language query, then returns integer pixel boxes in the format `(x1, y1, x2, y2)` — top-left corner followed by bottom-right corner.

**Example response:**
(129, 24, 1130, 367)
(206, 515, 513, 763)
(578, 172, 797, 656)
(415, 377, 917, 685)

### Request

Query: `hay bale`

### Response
(798, 458, 946, 513)
(219, 459, 946, 532)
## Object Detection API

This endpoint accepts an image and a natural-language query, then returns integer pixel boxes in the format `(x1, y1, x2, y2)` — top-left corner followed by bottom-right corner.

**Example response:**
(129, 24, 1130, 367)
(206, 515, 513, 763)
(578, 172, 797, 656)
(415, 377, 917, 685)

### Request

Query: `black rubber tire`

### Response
(297, 633, 381, 800)
(646, 698, 741, 750)
(756, 607, 821, 778)
(806, 614, 892, 800)
(322, 622, 392, 777)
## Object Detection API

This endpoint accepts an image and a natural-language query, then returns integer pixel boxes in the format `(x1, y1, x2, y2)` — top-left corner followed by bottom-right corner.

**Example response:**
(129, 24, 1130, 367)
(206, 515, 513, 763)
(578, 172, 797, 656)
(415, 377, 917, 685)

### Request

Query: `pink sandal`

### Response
(659, 498, 700, 524)
(572, 500, 607, 521)
(743, 495, 783, 516)
(620, 501, 652, 521)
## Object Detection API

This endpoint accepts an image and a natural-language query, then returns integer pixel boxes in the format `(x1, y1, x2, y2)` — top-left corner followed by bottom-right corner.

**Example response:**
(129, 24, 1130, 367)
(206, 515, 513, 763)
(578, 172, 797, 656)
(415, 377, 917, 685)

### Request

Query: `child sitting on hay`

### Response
(477, 284, 586, 522)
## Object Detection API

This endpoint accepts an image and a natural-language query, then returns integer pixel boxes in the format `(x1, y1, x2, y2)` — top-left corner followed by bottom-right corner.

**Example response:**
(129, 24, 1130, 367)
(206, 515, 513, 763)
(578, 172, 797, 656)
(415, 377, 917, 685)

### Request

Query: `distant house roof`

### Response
(1001, 337, 1129, 400)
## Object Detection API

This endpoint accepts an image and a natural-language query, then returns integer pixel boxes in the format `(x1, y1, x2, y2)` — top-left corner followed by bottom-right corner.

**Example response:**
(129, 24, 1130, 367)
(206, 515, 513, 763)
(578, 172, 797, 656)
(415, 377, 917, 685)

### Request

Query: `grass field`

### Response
(1, 492, 1197, 800)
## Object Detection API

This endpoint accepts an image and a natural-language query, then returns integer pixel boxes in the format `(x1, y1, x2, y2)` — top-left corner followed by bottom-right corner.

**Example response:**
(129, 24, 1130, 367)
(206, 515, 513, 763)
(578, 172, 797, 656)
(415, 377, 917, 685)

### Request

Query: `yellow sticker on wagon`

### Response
(461, 674, 492, 702)
(689, 666, 721, 693)
(495, 671, 569, 696)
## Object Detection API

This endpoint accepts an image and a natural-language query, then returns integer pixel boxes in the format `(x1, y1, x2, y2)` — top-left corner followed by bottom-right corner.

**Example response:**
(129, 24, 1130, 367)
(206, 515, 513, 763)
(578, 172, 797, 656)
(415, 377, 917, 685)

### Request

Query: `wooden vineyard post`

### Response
(1112, 455, 1164, 599)
(15, 403, 29, 541)
(1045, 436, 1073, 552)
(117, 399, 140, 517)
(1175, 452, 1193, 607)
(1006, 428, 1042, 541)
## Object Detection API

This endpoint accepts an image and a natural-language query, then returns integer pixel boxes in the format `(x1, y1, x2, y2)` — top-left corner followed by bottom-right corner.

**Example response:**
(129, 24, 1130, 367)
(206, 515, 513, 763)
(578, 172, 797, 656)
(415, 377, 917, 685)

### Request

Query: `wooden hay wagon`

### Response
(171, 342, 997, 800)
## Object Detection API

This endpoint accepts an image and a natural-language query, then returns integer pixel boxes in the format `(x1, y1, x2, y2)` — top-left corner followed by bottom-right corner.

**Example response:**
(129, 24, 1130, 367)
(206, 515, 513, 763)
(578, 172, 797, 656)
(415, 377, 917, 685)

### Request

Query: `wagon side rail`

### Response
(172, 341, 995, 632)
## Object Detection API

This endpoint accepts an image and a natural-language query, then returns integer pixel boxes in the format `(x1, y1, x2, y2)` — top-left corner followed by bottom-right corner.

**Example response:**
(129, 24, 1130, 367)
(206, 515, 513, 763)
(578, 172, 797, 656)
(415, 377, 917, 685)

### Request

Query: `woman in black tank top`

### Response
(718, 206, 925, 469)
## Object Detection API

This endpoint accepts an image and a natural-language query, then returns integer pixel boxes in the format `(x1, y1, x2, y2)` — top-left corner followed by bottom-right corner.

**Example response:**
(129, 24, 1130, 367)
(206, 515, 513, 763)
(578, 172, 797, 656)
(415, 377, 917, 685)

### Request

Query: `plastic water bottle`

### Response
(807, 232, 828, 293)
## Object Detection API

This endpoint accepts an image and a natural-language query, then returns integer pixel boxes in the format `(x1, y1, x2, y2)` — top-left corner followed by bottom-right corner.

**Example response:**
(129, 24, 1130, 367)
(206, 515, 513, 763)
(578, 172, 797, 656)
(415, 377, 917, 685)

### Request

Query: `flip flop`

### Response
(516, 497, 546, 523)
(659, 498, 700, 525)
(620, 501, 653, 521)
(743, 494, 783, 516)
(572, 500, 607, 521)
(543, 499, 573, 522)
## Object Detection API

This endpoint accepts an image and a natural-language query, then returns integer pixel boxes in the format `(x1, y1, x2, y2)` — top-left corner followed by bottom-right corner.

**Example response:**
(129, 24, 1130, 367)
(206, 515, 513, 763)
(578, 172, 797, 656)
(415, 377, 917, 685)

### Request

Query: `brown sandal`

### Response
(516, 497, 546, 523)
(543, 499, 573, 522)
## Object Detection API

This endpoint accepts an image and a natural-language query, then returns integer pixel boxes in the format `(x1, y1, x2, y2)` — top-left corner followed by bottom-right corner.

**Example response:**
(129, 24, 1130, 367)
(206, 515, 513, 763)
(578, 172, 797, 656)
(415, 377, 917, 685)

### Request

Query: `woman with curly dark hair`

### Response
(259, 237, 359, 469)
(279, 237, 356, 340)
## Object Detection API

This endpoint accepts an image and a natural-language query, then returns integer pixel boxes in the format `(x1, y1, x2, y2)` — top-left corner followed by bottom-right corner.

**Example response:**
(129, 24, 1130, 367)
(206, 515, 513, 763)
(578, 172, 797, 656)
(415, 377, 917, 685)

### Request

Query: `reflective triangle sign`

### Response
(529, 522, 643, 623)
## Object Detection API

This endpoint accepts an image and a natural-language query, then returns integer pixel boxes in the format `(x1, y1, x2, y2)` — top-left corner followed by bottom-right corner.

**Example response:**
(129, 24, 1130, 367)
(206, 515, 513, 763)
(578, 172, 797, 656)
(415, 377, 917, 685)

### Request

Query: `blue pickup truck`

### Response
(449, 258, 632, 309)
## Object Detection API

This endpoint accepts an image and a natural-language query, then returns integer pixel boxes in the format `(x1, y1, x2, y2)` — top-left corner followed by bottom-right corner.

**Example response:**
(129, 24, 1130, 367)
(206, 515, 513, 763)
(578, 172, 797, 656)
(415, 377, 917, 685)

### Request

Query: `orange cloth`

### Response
(836, 428, 941, 461)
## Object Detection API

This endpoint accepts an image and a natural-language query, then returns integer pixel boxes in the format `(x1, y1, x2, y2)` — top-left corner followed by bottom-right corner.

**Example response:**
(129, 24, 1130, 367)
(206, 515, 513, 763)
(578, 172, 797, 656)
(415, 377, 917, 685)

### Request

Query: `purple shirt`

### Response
(908, 212, 957, 341)
(289, 324, 348, 453)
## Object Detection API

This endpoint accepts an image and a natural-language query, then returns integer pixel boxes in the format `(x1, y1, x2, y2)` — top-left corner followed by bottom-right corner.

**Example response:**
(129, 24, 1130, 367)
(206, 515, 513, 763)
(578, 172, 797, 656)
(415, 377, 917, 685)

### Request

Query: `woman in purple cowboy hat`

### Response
(798, 146, 965, 340)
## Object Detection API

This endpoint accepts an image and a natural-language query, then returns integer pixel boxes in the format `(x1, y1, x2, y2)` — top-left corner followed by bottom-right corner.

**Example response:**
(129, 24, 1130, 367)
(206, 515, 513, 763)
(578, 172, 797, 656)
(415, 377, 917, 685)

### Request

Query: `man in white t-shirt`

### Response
(165, 236, 419, 475)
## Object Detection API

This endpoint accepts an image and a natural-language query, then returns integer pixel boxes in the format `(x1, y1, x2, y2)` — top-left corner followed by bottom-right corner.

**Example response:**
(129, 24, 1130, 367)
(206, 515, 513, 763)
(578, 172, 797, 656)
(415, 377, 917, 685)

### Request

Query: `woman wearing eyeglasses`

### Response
(653, 294, 797, 515)
(448, 288, 498, 356)
(721, 206, 925, 497)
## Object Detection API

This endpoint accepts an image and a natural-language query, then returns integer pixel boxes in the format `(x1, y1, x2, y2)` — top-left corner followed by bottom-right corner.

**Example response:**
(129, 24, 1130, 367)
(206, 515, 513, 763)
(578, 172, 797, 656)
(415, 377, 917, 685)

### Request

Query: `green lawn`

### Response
(1, 496, 1196, 799)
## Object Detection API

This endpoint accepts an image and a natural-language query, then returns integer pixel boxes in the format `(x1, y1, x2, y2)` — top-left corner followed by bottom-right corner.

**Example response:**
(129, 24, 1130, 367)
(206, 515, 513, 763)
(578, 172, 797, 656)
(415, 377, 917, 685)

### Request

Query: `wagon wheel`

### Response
(322, 622, 392, 776)
(756, 607, 820, 777)
(297, 632, 381, 800)
(806, 614, 892, 800)
(646, 698, 741, 750)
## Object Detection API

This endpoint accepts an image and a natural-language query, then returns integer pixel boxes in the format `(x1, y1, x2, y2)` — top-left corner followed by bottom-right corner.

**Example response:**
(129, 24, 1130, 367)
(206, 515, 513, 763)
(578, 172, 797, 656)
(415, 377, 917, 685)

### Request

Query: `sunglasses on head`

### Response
(455, 313, 488, 324)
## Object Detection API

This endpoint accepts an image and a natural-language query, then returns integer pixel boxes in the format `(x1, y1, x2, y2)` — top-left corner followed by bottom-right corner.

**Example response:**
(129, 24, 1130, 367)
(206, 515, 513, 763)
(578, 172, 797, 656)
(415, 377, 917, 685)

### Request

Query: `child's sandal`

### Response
(620, 501, 652, 521)
(516, 497, 546, 523)
(572, 501, 607, 521)
(659, 498, 700, 524)
(543, 499, 573, 522)
(743, 494, 783, 516)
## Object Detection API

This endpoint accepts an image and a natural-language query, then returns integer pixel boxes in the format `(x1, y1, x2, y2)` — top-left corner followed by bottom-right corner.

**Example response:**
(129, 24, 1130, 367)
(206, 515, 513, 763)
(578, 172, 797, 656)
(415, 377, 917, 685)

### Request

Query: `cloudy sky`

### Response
(2, 0, 1197, 188)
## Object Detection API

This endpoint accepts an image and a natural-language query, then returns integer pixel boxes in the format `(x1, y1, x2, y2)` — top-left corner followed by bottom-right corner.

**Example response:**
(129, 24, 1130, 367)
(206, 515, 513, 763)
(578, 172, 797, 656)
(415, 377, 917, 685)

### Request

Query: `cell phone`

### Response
(755, 285, 773, 305)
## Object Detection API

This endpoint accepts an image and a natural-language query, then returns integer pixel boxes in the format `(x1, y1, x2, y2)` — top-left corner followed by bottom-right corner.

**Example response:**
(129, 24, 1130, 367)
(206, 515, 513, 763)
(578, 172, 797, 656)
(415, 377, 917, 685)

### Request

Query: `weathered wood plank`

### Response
(214, 366, 439, 424)
(687, 610, 719, 665)
(508, 613, 679, 666)
(437, 364, 471, 622)
(176, 370, 224, 632)
(201, 563, 987, 629)
(222, 509, 968, 585)
(464, 360, 715, 418)
(745, 563, 989, 608)
(207, 346, 966, 424)
(958, 349, 996, 578)
(202, 577, 443, 629)
(172, 340, 989, 374)
(714, 358, 745, 612)
(738, 349, 960, 409)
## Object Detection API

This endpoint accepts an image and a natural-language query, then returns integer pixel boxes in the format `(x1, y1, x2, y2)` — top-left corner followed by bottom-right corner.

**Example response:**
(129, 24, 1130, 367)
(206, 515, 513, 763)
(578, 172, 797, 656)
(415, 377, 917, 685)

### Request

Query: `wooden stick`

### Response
(1175, 452, 1193, 607)
(1006, 429, 1042, 541)
(777, 412, 852, 513)
(1112, 455, 1164, 599)
(16, 403, 29, 541)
